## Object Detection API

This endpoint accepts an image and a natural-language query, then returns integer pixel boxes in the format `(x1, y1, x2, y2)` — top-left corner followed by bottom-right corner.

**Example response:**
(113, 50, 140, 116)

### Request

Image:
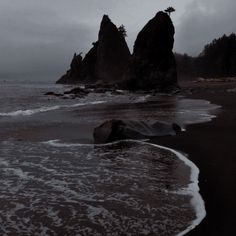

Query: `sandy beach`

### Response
(0, 78, 235, 235)
(155, 80, 236, 235)
(0, 0, 235, 234)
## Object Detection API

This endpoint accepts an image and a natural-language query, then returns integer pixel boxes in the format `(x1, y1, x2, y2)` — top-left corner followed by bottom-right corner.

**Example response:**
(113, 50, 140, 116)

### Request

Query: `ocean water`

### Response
(0, 78, 219, 235)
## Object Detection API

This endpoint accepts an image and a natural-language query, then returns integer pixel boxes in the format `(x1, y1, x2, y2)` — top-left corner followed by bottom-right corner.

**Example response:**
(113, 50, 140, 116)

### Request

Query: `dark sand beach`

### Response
(0, 79, 235, 235)
(155, 80, 236, 235)
(0, 80, 219, 235)
(0, 0, 236, 234)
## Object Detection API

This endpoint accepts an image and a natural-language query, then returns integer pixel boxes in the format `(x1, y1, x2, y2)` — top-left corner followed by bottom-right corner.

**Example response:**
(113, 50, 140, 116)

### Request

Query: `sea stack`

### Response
(57, 53, 83, 84)
(124, 11, 178, 90)
(76, 42, 98, 82)
(95, 15, 131, 82)
(57, 15, 130, 84)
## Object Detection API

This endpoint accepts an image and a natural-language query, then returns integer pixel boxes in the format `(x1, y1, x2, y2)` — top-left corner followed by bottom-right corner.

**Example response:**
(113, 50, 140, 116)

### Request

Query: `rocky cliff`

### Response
(95, 15, 131, 82)
(56, 53, 83, 84)
(57, 15, 130, 84)
(123, 11, 178, 90)
(57, 12, 178, 91)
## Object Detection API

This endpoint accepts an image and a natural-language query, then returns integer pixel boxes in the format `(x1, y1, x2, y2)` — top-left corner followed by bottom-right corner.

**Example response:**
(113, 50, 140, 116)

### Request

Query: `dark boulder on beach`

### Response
(57, 15, 130, 84)
(95, 15, 131, 82)
(123, 11, 178, 90)
(93, 119, 181, 144)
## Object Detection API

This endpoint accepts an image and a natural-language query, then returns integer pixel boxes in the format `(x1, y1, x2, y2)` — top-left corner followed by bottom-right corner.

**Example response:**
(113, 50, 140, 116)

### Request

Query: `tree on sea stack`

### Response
(165, 7, 175, 16)
(118, 24, 127, 37)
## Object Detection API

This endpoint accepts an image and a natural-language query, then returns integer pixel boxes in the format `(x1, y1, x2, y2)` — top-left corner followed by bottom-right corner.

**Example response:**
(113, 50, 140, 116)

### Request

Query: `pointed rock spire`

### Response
(96, 15, 131, 82)
(124, 11, 178, 90)
(57, 12, 178, 91)
(57, 14, 131, 84)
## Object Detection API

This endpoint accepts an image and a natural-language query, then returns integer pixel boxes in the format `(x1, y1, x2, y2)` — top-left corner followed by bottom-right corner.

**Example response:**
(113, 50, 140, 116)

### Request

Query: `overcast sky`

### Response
(0, 0, 235, 79)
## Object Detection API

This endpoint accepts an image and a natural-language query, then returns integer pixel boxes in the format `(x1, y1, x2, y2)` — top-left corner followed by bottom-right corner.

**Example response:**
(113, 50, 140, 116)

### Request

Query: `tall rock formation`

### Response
(77, 42, 98, 82)
(124, 11, 178, 90)
(96, 15, 131, 82)
(57, 15, 130, 84)
(57, 12, 178, 91)
(57, 53, 83, 84)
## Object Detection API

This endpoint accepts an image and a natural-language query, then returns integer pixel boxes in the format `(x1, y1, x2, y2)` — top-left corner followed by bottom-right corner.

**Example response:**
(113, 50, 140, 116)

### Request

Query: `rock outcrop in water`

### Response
(57, 43, 98, 84)
(57, 15, 130, 84)
(76, 42, 98, 82)
(57, 12, 178, 91)
(123, 11, 178, 90)
(94, 119, 181, 144)
(96, 15, 131, 82)
(57, 53, 83, 84)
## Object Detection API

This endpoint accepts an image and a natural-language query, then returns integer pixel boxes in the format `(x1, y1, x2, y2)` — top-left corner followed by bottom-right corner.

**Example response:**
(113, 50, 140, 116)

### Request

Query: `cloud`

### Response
(0, 0, 235, 78)
(175, 0, 236, 55)
(0, 1, 99, 79)
(0, 0, 181, 79)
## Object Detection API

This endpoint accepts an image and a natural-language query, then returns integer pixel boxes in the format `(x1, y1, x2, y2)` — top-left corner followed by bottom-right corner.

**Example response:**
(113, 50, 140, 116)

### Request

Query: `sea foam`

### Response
(44, 139, 206, 236)
(0, 101, 105, 117)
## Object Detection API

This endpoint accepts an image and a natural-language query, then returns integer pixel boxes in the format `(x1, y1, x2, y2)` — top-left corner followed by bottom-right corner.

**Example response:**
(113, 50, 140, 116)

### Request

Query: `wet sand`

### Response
(0, 80, 233, 234)
(154, 80, 236, 235)
(0, 139, 197, 235)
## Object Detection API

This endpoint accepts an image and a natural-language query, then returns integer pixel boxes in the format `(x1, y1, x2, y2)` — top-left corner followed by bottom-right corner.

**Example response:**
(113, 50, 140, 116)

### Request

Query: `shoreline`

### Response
(153, 81, 236, 235)
(1, 79, 235, 234)
(146, 142, 206, 236)
(0, 138, 203, 235)
(44, 139, 206, 236)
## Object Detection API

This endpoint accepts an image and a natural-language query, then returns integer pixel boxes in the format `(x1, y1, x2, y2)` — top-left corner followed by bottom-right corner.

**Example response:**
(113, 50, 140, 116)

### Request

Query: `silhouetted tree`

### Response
(165, 7, 175, 16)
(118, 24, 127, 37)
(175, 33, 236, 79)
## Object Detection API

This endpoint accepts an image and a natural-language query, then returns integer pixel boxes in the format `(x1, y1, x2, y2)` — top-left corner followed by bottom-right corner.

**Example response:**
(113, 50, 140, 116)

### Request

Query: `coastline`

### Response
(146, 142, 206, 236)
(1, 79, 235, 235)
(0, 138, 202, 235)
(44, 139, 206, 236)
(154, 80, 236, 235)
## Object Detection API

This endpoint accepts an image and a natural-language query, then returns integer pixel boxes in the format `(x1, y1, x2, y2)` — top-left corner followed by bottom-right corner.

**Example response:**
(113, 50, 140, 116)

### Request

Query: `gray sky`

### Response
(0, 0, 235, 79)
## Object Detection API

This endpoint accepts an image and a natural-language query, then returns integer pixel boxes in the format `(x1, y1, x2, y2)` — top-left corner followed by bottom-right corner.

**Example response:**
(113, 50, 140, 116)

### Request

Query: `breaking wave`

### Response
(0, 101, 106, 117)
(44, 139, 206, 236)
(0, 139, 206, 235)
